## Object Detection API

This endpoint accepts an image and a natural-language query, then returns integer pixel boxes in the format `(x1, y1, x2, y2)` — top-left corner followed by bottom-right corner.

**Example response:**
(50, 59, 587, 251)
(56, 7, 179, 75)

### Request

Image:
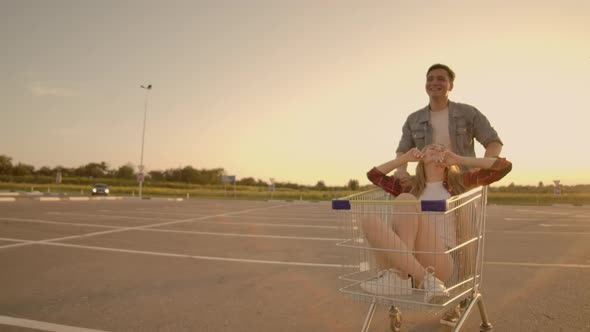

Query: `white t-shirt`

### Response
(420, 181, 456, 249)
(430, 108, 451, 149)
(419, 181, 451, 201)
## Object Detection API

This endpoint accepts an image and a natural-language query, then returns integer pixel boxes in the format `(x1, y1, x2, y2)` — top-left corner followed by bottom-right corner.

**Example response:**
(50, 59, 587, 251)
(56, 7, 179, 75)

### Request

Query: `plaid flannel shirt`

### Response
(366, 158, 512, 196)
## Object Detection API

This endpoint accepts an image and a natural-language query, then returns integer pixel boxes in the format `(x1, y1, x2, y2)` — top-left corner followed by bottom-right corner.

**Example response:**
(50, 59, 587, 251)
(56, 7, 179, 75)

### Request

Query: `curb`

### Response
(88, 196, 123, 201)
(38, 197, 61, 202)
(5, 196, 181, 202)
(69, 197, 90, 201)
(125, 197, 184, 202)
(22, 196, 126, 202)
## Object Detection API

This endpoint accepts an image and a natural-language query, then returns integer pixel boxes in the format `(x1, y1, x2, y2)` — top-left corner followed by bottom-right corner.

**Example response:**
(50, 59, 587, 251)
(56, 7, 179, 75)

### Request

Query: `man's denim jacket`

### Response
(396, 101, 502, 157)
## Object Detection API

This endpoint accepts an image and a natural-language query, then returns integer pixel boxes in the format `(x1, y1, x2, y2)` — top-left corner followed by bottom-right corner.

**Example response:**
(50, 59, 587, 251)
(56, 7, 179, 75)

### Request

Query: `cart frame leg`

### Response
(361, 301, 377, 332)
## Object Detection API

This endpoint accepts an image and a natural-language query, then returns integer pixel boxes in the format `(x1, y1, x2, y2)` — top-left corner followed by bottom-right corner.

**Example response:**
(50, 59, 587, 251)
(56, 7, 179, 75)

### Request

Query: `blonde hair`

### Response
(410, 162, 467, 198)
(410, 158, 475, 285)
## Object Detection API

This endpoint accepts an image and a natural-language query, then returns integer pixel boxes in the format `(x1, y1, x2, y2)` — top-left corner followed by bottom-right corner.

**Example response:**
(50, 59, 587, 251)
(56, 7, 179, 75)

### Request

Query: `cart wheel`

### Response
(388, 306, 402, 332)
(479, 322, 493, 332)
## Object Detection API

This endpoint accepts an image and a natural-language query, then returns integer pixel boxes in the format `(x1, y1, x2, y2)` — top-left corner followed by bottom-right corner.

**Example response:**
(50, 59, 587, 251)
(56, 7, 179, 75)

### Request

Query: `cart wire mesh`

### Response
(332, 186, 488, 315)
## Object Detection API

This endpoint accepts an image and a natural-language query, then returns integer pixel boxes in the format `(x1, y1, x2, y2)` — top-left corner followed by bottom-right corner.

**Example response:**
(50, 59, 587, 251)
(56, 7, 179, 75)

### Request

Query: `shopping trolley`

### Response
(332, 186, 493, 331)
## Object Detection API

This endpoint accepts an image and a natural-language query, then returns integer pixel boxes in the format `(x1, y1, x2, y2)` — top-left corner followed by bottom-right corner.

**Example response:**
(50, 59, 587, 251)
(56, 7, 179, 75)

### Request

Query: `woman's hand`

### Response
(403, 148, 424, 163)
(442, 150, 463, 166)
(374, 148, 424, 176)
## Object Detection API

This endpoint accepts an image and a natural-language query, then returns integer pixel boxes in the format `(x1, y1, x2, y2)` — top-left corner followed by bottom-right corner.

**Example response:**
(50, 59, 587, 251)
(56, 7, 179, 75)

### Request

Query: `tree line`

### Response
(0, 155, 361, 190)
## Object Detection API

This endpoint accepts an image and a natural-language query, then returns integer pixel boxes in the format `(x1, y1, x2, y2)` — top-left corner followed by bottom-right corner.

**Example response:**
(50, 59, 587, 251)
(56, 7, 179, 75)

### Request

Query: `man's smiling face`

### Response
(425, 68, 453, 99)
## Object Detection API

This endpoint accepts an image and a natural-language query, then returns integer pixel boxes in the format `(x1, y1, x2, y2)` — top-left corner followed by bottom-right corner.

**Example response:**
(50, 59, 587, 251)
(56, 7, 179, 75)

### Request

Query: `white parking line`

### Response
(4, 235, 588, 270)
(0, 217, 121, 229)
(539, 223, 590, 227)
(113, 209, 210, 217)
(0, 315, 109, 332)
(210, 215, 339, 222)
(0, 217, 339, 249)
(510, 209, 571, 216)
(0, 203, 295, 250)
(123, 210, 338, 222)
(486, 261, 590, 269)
(48, 212, 176, 221)
(504, 217, 584, 222)
(0, 237, 29, 243)
(487, 230, 590, 235)
(104, 209, 339, 221)
(2, 239, 346, 268)
(200, 220, 338, 229)
(237, 214, 337, 220)
(143, 228, 342, 241)
(2, 217, 336, 231)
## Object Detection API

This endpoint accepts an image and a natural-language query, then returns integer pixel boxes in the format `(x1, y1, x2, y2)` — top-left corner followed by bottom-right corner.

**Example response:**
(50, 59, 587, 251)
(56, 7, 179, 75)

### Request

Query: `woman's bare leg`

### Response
(361, 193, 427, 281)
(390, 193, 421, 278)
(415, 215, 455, 283)
(361, 215, 390, 269)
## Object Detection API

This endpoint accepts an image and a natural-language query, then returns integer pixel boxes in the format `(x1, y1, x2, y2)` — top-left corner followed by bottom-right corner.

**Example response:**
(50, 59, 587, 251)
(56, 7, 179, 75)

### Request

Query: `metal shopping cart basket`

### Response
(332, 186, 493, 332)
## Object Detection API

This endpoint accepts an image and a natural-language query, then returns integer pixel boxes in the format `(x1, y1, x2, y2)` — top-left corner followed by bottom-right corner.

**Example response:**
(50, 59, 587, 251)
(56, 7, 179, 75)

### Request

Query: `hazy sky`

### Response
(1, 0, 589, 186)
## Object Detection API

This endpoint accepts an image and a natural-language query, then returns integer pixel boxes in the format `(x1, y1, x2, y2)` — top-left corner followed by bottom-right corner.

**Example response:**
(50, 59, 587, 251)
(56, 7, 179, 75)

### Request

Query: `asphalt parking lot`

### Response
(0, 198, 589, 332)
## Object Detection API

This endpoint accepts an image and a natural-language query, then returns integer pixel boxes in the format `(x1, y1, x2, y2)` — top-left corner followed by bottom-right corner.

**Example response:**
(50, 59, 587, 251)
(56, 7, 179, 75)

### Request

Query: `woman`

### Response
(360, 144, 512, 302)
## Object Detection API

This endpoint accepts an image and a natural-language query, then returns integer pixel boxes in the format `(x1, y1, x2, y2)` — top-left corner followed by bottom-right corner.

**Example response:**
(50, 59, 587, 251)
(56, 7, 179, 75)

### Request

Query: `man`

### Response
(394, 64, 503, 327)
(395, 63, 503, 178)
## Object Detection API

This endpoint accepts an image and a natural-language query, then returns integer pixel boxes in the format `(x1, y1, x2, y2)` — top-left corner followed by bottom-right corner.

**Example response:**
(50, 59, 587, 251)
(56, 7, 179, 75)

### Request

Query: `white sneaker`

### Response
(422, 266, 449, 303)
(360, 269, 413, 296)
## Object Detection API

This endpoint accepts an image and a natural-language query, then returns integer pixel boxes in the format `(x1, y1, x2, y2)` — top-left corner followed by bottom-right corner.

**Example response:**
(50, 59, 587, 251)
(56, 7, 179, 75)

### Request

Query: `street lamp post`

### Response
(138, 84, 152, 199)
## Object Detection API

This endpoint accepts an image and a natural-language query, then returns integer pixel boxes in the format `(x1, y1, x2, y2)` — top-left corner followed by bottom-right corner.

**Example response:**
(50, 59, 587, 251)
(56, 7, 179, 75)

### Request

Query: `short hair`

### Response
(427, 64, 455, 82)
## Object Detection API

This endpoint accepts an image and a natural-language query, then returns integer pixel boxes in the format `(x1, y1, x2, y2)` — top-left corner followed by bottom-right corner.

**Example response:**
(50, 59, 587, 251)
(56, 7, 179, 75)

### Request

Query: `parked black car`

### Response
(91, 183, 110, 196)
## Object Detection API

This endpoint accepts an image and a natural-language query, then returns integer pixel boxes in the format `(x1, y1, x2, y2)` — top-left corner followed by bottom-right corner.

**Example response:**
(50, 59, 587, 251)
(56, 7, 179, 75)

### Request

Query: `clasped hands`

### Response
(402, 147, 462, 166)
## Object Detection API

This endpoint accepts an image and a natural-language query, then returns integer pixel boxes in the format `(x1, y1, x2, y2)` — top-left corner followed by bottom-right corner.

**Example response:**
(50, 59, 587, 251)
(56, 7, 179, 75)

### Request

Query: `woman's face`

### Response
(422, 144, 447, 164)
